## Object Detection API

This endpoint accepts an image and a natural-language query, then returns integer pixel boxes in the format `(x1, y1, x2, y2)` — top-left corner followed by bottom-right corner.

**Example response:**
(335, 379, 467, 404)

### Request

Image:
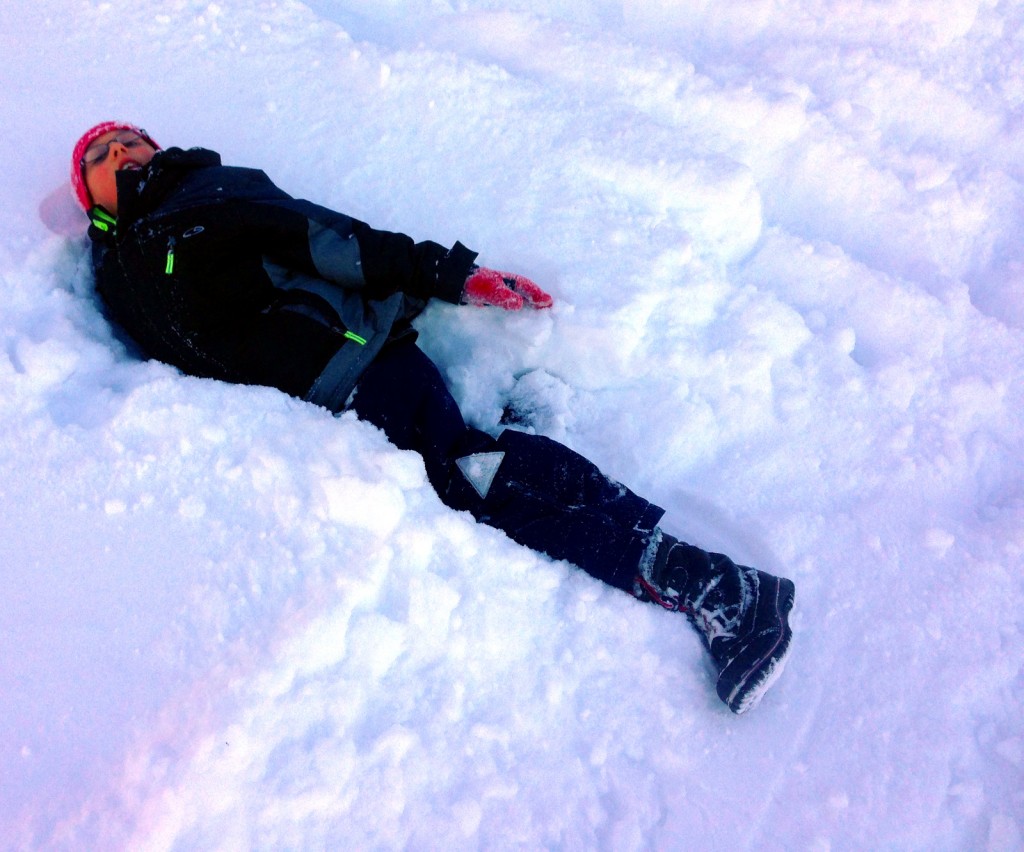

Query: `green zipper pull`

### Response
(344, 330, 367, 345)
(165, 237, 176, 275)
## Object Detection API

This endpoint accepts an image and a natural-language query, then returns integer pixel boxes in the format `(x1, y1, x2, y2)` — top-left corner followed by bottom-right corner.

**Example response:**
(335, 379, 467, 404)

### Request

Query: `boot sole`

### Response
(717, 577, 795, 714)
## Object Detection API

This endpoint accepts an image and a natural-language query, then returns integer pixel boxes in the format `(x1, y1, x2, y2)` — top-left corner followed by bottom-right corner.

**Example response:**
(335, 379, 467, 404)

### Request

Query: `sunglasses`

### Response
(81, 131, 149, 168)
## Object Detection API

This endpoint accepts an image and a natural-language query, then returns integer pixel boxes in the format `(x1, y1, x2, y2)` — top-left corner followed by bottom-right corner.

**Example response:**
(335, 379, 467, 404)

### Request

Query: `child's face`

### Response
(83, 129, 157, 216)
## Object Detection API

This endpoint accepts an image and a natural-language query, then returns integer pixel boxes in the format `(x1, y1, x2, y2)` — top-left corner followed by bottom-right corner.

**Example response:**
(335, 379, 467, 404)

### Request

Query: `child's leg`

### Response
(350, 342, 795, 713)
(465, 428, 663, 590)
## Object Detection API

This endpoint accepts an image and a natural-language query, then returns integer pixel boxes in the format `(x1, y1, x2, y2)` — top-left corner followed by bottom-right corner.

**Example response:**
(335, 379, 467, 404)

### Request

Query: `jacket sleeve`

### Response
(246, 196, 478, 305)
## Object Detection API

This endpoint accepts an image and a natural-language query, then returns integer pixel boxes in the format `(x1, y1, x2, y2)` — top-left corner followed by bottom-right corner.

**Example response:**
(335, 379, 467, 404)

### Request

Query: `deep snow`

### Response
(1, 0, 1023, 848)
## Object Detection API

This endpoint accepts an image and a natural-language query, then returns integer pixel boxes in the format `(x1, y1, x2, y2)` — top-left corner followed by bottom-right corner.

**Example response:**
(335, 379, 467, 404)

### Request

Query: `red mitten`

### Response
(463, 267, 553, 310)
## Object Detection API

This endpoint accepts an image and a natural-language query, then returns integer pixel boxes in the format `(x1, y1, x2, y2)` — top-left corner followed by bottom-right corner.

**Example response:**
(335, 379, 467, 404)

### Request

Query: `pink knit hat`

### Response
(71, 121, 159, 211)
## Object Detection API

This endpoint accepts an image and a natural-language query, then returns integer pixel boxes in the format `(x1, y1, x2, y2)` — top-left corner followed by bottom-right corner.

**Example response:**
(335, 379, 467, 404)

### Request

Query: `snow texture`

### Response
(2, 0, 1023, 848)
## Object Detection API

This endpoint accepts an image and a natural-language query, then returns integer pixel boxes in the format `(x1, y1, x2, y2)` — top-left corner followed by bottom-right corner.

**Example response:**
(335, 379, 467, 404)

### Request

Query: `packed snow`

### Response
(2, 0, 1023, 848)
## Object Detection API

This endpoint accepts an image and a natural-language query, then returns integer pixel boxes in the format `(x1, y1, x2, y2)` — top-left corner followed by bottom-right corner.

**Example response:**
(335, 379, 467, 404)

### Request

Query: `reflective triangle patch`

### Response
(455, 451, 505, 499)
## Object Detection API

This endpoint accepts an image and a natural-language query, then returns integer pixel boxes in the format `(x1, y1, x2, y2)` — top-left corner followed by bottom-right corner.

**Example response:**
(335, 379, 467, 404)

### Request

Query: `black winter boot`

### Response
(635, 532, 795, 714)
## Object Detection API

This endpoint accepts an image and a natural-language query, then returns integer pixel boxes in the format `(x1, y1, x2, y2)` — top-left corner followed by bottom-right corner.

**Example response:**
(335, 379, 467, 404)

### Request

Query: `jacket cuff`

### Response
(434, 240, 479, 304)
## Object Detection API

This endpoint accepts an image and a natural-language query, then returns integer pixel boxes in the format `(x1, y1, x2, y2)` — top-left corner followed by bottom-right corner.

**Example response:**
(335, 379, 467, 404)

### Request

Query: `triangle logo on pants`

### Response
(455, 451, 506, 499)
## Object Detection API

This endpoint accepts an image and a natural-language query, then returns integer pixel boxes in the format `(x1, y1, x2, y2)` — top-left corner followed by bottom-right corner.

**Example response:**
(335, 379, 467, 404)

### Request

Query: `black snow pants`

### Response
(346, 341, 664, 592)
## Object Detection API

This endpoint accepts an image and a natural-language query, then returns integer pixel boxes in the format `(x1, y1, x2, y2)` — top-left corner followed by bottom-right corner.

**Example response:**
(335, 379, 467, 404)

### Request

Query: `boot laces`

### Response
(689, 574, 743, 643)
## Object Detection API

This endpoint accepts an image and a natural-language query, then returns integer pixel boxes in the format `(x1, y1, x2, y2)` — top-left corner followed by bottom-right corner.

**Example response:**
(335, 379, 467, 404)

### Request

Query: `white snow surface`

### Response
(2, 0, 1023, 848)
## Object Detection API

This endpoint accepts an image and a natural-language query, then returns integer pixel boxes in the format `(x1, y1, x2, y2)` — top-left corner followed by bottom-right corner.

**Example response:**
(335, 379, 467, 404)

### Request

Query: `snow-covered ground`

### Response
(2, 0, 1023, 848)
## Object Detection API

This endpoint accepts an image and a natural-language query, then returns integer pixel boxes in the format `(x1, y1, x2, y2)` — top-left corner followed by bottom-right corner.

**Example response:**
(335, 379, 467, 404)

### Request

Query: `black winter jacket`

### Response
(90, 147, 478, 408)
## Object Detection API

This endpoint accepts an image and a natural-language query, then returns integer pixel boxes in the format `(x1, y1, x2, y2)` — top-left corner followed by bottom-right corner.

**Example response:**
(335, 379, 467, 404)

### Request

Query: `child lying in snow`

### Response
(71, 121, 795, 714)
